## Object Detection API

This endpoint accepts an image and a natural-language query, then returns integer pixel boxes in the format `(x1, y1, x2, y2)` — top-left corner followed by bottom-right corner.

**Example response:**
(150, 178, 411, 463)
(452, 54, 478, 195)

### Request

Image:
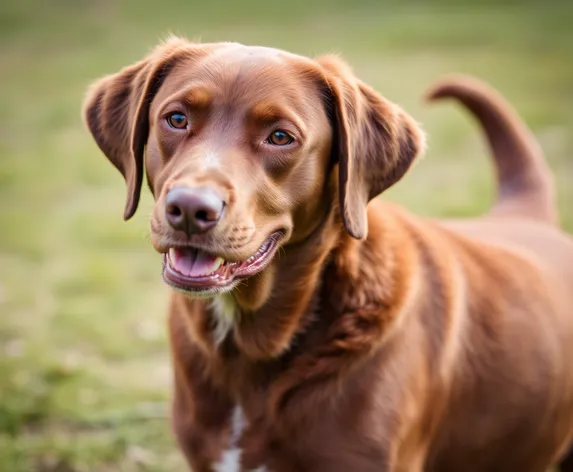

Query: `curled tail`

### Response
(425, 74, 557, 224)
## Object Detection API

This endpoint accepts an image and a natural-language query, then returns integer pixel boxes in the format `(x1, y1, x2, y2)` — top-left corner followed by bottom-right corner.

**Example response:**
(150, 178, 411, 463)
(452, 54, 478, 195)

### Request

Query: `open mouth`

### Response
(162, 230, 284, 294)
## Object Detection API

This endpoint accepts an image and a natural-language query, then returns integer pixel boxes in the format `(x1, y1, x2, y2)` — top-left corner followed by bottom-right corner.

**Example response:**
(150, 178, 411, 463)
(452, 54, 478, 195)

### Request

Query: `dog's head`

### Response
(83, 37, 424, 302)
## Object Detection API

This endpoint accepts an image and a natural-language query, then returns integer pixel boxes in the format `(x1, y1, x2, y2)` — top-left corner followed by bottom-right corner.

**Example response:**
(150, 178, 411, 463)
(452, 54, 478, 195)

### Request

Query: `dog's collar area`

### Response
(163, 230, 284, 293)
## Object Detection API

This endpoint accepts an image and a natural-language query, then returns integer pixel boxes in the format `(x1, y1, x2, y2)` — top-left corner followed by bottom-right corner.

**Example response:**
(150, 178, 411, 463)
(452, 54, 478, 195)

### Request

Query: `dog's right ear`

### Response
(82, 37, 206, 220)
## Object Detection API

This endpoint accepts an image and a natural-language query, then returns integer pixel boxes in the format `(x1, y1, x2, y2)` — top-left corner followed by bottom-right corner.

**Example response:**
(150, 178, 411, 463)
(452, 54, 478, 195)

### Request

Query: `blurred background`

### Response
(1, 0, 572, 470)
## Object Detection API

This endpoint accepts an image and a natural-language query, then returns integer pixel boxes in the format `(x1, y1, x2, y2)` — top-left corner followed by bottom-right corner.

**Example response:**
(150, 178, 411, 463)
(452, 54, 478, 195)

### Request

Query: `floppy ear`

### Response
(318, 56, 426, 239)
(82, 37, 203, 220)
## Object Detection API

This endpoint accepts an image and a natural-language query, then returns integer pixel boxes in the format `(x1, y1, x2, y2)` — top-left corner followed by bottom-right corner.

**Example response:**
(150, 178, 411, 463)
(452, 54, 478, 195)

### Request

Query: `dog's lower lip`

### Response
(162, 231, 284, 292)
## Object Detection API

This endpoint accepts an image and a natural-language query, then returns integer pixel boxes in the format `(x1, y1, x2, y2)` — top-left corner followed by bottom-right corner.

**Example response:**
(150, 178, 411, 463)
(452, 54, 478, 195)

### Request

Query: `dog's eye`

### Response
(266, 130, 294, 146)
(166, 112, 188, 130)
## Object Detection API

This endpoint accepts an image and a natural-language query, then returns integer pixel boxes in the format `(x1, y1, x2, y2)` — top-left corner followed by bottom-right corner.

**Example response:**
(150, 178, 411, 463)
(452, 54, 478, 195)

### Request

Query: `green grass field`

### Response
(1, 1, 572, 470)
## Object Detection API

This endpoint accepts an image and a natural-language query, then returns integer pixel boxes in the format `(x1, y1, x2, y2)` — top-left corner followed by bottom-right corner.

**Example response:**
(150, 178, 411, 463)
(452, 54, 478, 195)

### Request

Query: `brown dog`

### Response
(83, 37, 573, 472)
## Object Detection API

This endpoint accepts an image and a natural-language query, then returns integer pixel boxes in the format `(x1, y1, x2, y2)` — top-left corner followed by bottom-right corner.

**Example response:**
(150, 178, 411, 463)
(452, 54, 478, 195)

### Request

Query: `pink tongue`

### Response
(172, 248, 219, 277)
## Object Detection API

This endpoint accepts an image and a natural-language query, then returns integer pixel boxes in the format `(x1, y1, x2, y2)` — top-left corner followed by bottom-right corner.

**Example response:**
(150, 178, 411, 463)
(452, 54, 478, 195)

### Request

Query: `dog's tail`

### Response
(425, 75, 557, 224)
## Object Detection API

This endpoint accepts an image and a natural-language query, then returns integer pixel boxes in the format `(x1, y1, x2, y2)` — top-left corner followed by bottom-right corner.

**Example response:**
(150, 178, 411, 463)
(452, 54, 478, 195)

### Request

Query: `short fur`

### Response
(84, 37, 573, 472)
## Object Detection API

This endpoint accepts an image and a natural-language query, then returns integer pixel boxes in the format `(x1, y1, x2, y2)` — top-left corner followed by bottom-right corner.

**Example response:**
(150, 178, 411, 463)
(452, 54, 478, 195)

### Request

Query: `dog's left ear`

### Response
(318, 56, 426, 239)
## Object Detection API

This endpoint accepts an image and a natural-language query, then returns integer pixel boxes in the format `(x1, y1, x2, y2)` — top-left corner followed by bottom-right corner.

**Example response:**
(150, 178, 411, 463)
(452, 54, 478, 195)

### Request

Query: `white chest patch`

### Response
(213, 406, 269, 472)
(214, 447, 242, 472)
(213, 406, 245, 472)
(209, 294, 237, 345)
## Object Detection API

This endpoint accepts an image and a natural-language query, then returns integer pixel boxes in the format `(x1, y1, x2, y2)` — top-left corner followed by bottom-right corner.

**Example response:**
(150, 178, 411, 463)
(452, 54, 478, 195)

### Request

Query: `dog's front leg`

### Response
(168, 306, 235, 472)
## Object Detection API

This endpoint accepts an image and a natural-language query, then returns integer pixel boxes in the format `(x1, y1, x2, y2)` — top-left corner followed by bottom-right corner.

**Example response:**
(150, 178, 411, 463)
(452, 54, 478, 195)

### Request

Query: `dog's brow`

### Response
(248, 103, 305, 135)
(183, 87, 213, 109)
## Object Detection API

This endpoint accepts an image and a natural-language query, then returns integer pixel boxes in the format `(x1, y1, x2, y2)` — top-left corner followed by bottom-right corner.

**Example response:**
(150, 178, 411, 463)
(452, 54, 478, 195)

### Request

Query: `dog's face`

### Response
(144, 43, 335, 298)
(84, 37, 424, 303)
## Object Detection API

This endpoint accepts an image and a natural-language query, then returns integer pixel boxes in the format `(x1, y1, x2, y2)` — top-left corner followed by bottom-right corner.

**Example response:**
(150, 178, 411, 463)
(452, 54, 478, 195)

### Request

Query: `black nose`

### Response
(165, 187, 225, 235)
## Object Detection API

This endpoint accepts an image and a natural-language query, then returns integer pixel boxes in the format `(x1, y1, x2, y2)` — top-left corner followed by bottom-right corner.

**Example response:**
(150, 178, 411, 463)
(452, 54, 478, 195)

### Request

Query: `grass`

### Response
(1, 1, 572, 470)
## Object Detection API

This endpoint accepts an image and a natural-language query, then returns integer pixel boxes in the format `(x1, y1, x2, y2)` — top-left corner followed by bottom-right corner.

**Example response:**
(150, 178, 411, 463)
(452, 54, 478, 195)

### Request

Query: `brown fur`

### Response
(83, 37, 573, 472)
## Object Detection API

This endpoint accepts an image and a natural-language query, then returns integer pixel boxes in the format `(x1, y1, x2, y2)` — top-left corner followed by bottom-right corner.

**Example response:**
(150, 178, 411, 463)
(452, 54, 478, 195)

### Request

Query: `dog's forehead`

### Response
(160, 42, 324, 113)
(215, 42, 307, 63)
(204, 43, 316, 87)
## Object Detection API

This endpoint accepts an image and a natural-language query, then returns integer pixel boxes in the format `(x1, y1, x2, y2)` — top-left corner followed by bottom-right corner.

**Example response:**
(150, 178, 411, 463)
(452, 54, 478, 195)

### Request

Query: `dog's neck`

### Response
(200, 199, 416, 362)
(228, 203, 341, 359)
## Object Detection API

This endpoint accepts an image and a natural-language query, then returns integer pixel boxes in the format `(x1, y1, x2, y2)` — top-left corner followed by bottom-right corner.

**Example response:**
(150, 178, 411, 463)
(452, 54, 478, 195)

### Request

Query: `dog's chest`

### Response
(212, 405, 269, 472)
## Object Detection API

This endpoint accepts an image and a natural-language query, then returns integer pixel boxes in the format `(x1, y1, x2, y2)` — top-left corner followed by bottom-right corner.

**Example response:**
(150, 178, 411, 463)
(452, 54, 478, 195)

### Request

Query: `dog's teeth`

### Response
(204, 257, 225, 275)
(208, 256, 225, 275)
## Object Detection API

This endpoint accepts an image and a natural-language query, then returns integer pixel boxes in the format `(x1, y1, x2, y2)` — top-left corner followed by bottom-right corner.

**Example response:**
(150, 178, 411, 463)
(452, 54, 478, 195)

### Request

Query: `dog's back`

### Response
(418, 76, 573, 471)
(428, 76, 573, 317)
